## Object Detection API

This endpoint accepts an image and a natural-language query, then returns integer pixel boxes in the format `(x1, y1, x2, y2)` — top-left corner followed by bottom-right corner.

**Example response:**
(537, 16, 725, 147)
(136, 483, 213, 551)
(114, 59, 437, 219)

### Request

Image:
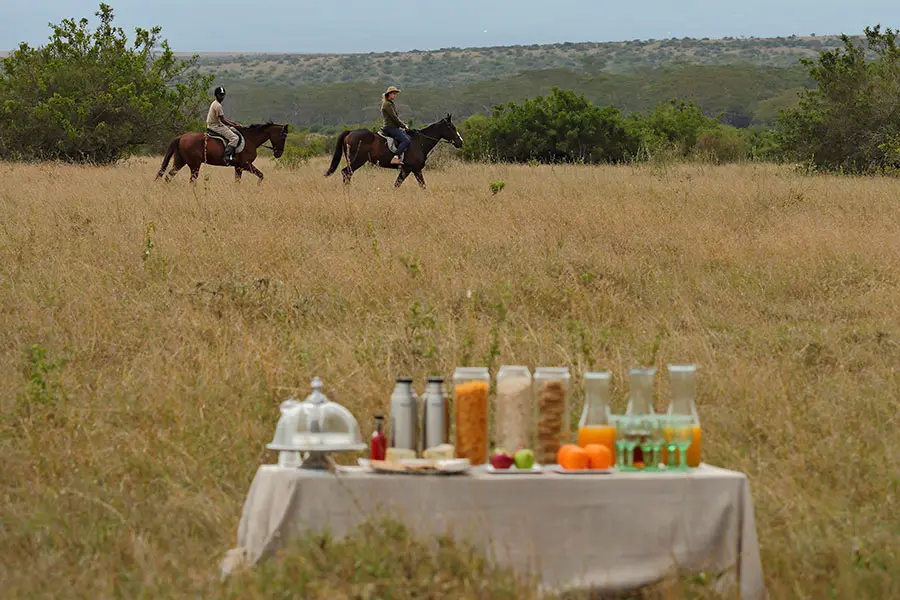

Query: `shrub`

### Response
(0, 3, 211, 163)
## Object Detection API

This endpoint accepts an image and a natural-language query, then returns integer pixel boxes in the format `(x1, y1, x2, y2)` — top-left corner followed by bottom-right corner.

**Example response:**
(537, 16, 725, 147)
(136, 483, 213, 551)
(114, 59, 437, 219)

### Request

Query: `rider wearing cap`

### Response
(207, 86, 242, 165)
(381, 86, 411, 165)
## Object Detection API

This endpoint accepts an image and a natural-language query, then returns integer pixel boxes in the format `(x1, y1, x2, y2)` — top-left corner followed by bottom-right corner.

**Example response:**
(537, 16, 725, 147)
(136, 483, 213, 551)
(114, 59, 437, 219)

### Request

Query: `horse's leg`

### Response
(246, 163, 264, 185)
(190, 165, 201, 184)
(234, 167, 243, 182)
(413, 170, 427, 190)
(342, 155, 368, 185)
(165, 153, 186, 183)
(395, 168, 412, 188)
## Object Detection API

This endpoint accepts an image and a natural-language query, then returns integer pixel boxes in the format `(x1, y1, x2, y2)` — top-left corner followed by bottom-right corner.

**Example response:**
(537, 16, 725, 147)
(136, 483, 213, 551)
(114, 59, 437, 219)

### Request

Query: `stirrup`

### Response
(390, 154, 403, 165)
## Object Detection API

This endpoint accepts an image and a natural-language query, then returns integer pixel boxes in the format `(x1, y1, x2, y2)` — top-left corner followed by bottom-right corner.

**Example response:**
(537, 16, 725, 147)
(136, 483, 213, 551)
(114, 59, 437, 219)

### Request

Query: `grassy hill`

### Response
(219, 64, 812, 130)
(179, 35, 838, 129)
(183, 35, 847, 87)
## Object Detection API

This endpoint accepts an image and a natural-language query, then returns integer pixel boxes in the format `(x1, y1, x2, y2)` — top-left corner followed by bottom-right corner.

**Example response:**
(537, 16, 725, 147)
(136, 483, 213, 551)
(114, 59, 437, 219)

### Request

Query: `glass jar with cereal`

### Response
(533, 367, 571, 466)
(452, 367, 490, 466)
(495, 366, 533, 453)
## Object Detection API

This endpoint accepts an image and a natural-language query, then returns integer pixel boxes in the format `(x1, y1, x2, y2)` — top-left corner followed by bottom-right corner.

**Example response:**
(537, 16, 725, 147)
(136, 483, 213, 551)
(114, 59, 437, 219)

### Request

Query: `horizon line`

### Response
(0, 32, 859, 56)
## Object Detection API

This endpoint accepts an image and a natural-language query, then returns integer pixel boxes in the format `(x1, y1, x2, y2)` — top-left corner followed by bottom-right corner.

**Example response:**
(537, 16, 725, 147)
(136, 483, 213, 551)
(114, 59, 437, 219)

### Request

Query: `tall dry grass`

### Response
(1, 157, 898, 598)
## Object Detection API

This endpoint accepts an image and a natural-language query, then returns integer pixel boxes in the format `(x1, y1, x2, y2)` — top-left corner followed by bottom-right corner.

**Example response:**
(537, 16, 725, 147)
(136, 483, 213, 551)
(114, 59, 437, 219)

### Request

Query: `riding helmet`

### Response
(214, 86, 226, 98)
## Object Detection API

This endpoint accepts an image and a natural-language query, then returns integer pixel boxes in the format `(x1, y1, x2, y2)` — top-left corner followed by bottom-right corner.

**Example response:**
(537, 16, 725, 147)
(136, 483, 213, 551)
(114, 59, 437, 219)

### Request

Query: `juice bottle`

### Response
(666, 364, 702, 468)
(578, 372, 616, 461)
(370, 415, 387, 460)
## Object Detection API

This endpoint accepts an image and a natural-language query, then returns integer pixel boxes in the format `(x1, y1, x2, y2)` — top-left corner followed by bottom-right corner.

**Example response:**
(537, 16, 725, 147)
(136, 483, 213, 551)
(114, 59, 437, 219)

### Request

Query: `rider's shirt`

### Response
(207, 100, 225, 127)
(382, 99, 407, 130)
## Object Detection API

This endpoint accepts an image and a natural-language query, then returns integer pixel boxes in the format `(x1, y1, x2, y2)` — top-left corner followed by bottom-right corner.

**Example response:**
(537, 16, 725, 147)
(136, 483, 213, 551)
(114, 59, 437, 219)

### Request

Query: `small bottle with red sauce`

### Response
(370, 415, 387, 460)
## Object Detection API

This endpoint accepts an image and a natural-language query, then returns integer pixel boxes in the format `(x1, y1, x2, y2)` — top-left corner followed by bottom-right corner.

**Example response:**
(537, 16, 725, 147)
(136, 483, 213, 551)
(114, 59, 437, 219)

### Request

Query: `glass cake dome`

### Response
(268, 377, 365, 452)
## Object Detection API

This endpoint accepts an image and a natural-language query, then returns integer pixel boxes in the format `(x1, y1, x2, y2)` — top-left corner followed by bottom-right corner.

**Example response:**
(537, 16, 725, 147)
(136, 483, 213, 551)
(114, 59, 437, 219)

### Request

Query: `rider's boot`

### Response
(223, 144, 236, 166)
(390, 152, 403, 165)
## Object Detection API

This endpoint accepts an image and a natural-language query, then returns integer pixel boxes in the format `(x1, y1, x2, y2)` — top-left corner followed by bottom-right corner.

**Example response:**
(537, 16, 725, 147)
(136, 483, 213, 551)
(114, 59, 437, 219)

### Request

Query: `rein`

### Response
(414, 130, 445, 143)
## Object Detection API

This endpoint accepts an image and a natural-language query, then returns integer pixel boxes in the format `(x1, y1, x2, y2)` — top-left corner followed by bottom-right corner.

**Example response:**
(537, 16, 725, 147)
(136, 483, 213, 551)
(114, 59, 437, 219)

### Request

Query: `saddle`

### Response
(376, 130, 400, 154)
(205, 127, 246, 153)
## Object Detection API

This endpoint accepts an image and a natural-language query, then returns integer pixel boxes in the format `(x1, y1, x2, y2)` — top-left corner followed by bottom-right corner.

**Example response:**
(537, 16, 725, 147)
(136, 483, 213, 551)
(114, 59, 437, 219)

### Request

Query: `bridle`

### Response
(259, 125, 287, 153)
(413, 126, 462, 151)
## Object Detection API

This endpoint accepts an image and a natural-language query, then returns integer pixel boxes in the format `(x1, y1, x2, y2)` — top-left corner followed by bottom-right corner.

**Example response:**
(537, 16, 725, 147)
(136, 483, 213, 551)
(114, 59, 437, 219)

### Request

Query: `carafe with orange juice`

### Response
(666, 364, 702, 467)
(625, 367, 656, 467)
(577, 372, 616, 461)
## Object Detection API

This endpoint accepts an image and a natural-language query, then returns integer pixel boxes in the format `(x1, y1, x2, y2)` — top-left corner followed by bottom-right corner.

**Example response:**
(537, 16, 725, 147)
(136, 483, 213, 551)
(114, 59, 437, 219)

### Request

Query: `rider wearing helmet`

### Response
(207, 86, 242, 165)
(381, 86, 411, 165)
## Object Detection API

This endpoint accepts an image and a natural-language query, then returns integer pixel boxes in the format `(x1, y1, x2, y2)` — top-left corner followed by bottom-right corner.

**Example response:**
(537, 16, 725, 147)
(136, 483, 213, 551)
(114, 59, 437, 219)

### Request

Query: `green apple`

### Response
(514, 449, 535, 470)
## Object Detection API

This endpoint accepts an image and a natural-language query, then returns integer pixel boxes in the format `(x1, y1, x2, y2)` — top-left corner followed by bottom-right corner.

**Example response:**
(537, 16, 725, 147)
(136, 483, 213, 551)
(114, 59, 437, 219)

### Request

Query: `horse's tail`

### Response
(324, 130, 351, 177)
(156, 137, 180, 179)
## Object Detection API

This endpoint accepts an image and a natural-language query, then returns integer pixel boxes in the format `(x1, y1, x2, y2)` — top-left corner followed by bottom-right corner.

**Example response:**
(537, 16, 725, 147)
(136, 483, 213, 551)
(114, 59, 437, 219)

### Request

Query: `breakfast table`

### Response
(221, 463, 767, 599)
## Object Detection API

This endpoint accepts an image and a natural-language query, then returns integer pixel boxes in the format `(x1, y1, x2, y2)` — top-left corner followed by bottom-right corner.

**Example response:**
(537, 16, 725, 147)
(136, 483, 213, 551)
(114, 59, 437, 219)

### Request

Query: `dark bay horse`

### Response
(324, 115, 463, 189)
(156, 122, 289, 184)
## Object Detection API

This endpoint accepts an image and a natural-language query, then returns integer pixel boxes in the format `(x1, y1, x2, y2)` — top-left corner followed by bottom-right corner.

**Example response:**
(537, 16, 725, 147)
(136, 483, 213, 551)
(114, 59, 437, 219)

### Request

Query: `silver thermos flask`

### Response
(421, 376, 448, 452)
(389, 377, 418, 452)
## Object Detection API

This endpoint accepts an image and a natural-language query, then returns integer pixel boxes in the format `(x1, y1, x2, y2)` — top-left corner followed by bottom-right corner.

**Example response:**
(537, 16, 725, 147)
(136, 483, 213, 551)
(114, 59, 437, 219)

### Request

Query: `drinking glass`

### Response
(638, 416, 657, 471)
(669, 416, 693, 471)
(622, 417, 641, 471)
(644, 416, 664, 472)
(612, 416, 628, 470)
(660, 416, 678, 469)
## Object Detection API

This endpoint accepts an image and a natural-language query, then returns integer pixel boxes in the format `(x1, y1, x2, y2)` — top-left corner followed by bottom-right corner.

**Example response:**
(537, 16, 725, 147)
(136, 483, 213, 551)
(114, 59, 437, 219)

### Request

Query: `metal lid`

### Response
(303, 377, 328, 405)
(427, 376, 444, 383)
(396, 377, 413, 383)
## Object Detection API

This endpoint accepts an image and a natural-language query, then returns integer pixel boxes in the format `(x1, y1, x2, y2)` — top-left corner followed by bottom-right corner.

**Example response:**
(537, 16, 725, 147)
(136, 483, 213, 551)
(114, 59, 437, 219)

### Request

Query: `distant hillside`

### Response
(183, 35, 849, 88)
(220, 64, 812, 130)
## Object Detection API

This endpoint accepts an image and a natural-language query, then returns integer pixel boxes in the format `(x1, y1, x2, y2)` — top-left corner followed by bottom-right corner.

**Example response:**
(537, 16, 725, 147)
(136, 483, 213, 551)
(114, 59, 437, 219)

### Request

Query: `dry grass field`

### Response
(1, 157, 898, 599)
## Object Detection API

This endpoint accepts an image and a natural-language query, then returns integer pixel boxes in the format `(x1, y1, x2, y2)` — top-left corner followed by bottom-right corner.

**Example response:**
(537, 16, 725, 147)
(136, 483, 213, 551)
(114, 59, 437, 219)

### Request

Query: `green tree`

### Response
(0, 3, 212, 163)
(777, 26, 900, 172)
(460, 87, 637, 163)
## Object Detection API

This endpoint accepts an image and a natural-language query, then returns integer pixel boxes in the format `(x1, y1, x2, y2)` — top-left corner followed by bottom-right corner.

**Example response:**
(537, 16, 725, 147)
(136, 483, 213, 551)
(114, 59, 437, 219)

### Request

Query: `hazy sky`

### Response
(2, 1, 899, 53)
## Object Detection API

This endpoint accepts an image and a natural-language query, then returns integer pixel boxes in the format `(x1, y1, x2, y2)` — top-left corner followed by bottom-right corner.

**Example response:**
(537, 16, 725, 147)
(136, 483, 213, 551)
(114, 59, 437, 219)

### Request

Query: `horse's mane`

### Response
(243, 121, 275, 131)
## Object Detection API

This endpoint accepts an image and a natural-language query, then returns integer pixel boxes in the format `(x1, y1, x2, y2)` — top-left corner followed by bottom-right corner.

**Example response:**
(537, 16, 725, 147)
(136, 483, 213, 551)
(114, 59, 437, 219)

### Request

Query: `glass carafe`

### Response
(625, 367, 656, 465)
(577, 372, 615, 461)
(666, 364, 702, 467)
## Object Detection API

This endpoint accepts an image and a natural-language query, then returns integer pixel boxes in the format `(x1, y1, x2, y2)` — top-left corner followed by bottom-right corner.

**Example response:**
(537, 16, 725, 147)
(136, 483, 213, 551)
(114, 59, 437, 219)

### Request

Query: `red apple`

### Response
(490, 452, 515, 469)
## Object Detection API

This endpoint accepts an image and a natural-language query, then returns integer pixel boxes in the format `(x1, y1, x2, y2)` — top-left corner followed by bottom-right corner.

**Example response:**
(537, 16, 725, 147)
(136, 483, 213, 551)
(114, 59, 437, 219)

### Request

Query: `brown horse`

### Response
(324, 115, 463, 189)
(156, 122, 289, 184)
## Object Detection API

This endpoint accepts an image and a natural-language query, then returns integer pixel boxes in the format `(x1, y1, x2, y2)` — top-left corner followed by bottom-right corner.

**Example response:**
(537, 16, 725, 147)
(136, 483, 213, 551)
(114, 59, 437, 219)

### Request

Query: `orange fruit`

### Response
(556, 444, 579, 465)
(584, 444, 612, 469)
(560, 447, 590, 470)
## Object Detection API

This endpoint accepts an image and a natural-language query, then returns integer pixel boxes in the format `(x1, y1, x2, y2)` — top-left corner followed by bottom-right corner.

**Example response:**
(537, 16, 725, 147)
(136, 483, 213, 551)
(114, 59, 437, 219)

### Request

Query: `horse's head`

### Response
(270, 123, 289, 158)
(438, 114, 464, 148)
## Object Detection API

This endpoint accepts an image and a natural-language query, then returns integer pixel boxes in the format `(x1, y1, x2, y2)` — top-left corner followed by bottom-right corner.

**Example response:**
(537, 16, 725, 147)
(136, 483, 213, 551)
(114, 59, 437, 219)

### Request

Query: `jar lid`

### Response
(427, 376, 444, 383)
(498, 365, 531, 376)
(585, 371, 612, 379)
(396, 377, 413, 383)
(667, 364, 697, 373)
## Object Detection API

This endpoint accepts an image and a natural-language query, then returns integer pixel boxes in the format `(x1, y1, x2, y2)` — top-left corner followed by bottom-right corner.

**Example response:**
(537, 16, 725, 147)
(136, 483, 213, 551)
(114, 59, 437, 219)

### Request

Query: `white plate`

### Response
(550, 465, 616, 475)
(367, 458, 471, 475)
(401, 458, 471, 473)
(485, 465, 543, 475)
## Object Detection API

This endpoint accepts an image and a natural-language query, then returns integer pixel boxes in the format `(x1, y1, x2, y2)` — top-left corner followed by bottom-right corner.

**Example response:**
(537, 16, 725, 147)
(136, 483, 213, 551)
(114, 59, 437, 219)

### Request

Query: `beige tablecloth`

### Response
(222, 463, 766, 599)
